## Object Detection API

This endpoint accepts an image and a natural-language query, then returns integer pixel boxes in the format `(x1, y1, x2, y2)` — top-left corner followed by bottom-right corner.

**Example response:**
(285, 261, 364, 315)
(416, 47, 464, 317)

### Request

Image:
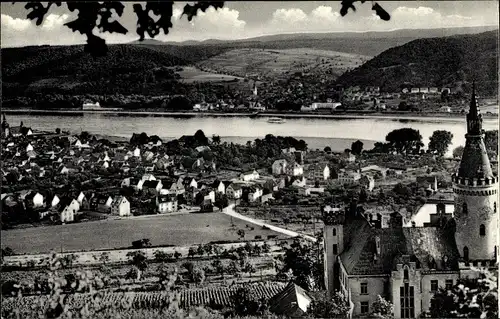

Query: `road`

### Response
(222, 204, 317, 243)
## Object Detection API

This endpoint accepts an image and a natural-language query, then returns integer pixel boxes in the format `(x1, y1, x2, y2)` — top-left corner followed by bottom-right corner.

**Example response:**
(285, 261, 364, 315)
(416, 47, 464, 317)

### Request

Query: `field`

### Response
(176, 66, 243, 83)
(197, 48, 371, 79)
(1, 212, 288, 255)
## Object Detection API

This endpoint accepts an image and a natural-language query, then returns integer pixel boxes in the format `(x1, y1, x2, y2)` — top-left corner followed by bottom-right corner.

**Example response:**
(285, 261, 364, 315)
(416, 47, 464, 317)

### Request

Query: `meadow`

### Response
(1, 212, 287, 255)
(176, 66, 243, 83)
(197, 48, 371, 79)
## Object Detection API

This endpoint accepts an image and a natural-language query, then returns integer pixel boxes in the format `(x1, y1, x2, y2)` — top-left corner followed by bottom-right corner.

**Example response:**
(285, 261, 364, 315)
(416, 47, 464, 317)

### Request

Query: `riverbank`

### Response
(3, 108, 498, 121)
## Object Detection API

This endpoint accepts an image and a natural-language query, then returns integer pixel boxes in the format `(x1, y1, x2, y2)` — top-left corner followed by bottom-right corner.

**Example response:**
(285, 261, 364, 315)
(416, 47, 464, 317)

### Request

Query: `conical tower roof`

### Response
(457, 83, 494, 179)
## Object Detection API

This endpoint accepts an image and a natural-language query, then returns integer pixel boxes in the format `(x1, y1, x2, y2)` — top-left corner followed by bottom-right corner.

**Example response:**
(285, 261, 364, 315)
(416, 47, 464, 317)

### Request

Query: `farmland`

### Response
(1, 212, 288, 255)
(196, 48, 371, 79)
(176, 66, 244, 83)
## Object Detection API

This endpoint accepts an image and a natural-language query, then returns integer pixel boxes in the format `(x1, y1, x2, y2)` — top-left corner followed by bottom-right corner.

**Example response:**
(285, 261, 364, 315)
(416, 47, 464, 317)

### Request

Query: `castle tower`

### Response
(322, 204, 345, 295)
(453, 83, 499, 261)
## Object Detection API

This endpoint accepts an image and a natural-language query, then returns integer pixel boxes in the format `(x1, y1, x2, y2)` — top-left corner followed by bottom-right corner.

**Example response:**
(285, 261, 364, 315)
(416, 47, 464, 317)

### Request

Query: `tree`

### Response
(426, 268, 498, 319)
(211, 258, 225, 278)
(154, 250, 172, 263)
(126, 251, 148, 280)
(277, 238, 323, 291)
(22, 1, 389, 57)
(428, 130, 453, 156)
(212, 135, 221, 145)
(324, 146, 332, 153)
(231, 286, 268, 317)
(243, 261, 256, 277)
(484, 130, 498, 157)
(385, 128, 424, 154)
(227, 260, 241, 277)
(370, 295, 394, 319)
(351, 140, 364, 155)
(237, 229, 245, 240)
(453, 145, 465, 159)
(307, 291, 350, 318)
(191, 267, 205, 285)
(194, 129, 209, 146)
(55, 128, 61, 134)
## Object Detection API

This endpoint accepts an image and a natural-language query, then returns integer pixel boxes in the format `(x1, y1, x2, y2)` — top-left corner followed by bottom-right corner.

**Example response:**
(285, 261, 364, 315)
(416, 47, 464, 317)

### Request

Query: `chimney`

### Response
(20, 121, 24, 128)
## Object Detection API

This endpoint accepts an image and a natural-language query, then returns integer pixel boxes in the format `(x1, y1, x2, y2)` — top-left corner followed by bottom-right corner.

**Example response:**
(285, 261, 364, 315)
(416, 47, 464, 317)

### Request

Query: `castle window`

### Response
(400, 283, 415, 318)
(430, 280, 438, 292)
(403, 266, 409, 281)
(463, 246, 469, 261)
(360, 301, 369, 314)
(332, 244, 338, 255)
(332, 228, 337, 236)
(494, 202, 497, 213)
(361, 282, 368, 295)
(480, 224, 486, 236)
(462, 203, 468, 215)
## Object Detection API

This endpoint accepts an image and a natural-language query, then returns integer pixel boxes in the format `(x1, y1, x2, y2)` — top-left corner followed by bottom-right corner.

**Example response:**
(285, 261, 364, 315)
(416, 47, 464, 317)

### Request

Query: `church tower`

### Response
(453, 83, 498, 261)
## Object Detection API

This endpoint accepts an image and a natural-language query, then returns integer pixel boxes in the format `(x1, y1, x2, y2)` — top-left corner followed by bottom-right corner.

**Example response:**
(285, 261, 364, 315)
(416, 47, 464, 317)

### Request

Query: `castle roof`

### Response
(457, 83, 494, 180)
(340, 220, 459, 275)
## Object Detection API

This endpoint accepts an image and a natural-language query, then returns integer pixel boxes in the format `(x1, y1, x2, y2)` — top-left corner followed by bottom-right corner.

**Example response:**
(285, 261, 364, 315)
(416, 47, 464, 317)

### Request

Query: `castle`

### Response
(322, 84, 498, 318)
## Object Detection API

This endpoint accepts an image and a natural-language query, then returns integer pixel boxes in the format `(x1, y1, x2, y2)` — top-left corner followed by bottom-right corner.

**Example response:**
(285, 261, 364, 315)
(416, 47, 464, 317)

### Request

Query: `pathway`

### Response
(222, 205, 317, 243)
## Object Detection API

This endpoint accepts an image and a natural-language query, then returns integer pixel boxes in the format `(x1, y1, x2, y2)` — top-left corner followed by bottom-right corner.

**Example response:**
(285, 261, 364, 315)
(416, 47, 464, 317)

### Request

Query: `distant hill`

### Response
(335, 30, 499, 96)
(131, 26, 498, 56)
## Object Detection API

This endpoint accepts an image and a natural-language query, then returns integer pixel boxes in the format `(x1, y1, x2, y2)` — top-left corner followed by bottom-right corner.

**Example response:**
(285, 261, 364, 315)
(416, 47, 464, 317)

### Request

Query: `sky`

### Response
(1, 1, 499, 47)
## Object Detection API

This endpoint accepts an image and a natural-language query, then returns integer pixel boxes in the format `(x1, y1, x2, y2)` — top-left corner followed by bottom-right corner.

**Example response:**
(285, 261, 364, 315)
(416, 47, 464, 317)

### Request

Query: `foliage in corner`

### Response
(19, 1, 390, 56)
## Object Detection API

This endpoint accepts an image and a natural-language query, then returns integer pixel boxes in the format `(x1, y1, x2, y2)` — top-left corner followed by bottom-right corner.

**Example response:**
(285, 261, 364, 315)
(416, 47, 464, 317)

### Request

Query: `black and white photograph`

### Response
(0, 1, 499, 318)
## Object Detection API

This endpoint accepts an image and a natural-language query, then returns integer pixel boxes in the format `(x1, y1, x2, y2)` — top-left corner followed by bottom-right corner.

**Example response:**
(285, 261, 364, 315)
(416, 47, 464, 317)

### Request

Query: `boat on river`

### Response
(267, 117, 286, 124)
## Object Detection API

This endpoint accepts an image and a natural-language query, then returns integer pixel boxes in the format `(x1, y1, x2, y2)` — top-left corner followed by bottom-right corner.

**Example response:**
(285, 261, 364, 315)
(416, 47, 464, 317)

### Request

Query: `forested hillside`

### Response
(2, 44, 229, 97)
(336, 30, 499, 96)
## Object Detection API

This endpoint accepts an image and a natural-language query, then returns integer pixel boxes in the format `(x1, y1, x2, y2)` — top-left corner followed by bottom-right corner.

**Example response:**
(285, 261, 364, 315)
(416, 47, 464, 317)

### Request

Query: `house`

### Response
(133, 147, 141, 157)
(26, 143, 34, 152)
(93, 195, 113, 213)
(25, 191, 45, 208)
(341, 150, 356, 163)
(200, 199, 213, 212)
(142, 151, 155, 162)
(245, 186, 263, 203)
(312, 102, 341, 110)
(202, 189, 216, 203)
(110, 196, 131, 217)
(141, 174, 156, 181)
(60, 165, 80, 175)
(57, 197, 80, 223)
(298, 187, 311, 196)
(261, 193, 274, 204)
(102, 161, 110, 169)
(360, 175, 375, 191)
(337, 171, 361, 185)
(155, 155, 174, 170)
(240, 169, 259, 182)
(157, 194, 178, 213)
(272, 159, 288, 175)
(268, 281, 313, 318)
(281, 147, 296, 154)
(143, 180, 163, 195)
(212, 180, 226, 194)
(291, 177, 307, 188)
(76, 192, 89, 210)
(361, 165, 387, 178)
(226, 183, 243, 199)
(47, 194, 60, 208)
(122, 177, 144, 191)
(416, 176, 438, 192)
(195, 146, 211, 153)
(286, 162, 304, 177)
(306, 163, 331, 181)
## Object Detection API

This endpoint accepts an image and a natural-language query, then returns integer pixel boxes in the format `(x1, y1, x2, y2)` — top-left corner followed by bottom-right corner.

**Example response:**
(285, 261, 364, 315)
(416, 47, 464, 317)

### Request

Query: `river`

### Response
(6, 114, 498, 156)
